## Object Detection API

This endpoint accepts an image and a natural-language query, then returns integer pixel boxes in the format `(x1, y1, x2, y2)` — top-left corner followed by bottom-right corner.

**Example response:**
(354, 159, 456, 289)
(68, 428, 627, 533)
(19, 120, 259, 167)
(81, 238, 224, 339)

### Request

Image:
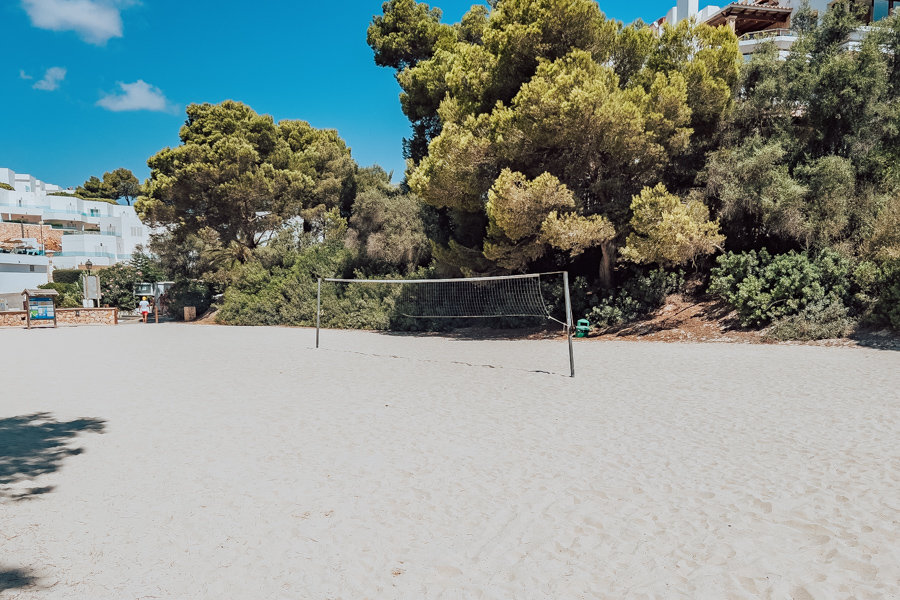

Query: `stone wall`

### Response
(0, 311, 26, 327)
(0, 222, 63, 252)
(0, 307, 118, 327)
(57, 308, 118, 325)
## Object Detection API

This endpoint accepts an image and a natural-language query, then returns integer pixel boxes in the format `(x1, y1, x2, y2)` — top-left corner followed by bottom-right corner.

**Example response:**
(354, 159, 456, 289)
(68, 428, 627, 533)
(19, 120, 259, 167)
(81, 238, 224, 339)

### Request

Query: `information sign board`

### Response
(29, 297, 56, 320)
(84, 276, 101, 301)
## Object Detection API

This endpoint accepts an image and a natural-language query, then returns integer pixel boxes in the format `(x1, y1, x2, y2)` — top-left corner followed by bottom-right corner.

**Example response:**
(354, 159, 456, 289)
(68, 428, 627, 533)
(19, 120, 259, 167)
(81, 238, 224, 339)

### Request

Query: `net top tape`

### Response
(322, 271, 565, 284)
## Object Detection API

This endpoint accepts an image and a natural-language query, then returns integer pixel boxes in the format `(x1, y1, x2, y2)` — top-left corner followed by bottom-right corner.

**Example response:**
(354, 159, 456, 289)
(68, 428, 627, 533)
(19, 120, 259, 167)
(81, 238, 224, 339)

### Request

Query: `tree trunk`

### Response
(598, 241, 615, 290)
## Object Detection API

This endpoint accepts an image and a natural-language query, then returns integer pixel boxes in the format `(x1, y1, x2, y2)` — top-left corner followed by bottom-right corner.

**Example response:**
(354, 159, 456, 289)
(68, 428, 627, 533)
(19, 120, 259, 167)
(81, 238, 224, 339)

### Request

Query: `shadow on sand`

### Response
(0, 412, 105, 502)
(848, 328, 900, 351)
(0, 567, 37, 593)
(378, 325, 564, 341)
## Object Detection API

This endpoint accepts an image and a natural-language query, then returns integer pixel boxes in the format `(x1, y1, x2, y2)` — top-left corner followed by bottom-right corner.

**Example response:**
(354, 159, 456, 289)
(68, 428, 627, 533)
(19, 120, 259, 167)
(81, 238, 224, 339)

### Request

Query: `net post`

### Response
(563, 271, 575, 378)
(316, 277, 321, 349)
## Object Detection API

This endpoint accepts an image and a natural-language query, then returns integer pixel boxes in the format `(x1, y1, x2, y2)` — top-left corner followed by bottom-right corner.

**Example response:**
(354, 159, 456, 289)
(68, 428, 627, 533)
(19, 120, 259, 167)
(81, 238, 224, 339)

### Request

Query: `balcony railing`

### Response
(0, 248, 45, 256)
(0, 204, 111, 219)
(739, 28, 795, 42)
(62, 230, 118, 236)
(54, 251, 120, 259)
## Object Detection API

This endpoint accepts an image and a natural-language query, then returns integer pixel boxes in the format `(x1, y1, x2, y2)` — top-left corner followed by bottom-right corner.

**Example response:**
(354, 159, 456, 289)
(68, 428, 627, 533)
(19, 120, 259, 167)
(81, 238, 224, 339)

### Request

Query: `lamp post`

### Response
(84, 259, 94, 307)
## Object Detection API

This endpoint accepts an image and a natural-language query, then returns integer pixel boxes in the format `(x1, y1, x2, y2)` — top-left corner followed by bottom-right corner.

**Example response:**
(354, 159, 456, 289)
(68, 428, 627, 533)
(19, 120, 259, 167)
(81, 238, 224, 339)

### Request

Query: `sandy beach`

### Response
(1, 324, 899, 599)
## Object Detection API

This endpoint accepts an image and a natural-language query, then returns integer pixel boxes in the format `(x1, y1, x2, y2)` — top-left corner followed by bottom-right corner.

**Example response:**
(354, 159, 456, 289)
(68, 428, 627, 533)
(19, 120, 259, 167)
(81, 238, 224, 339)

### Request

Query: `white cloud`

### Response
(96, 80, 175, 113)
(21, 0, 124, 45)
(19, 70, 33, 80)
(33, 67, 67, 91)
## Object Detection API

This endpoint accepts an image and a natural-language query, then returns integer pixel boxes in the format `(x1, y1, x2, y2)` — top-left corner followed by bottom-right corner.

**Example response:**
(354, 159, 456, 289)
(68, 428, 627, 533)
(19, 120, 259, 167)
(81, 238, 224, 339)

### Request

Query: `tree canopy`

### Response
(137, 101, 357, 262)
(76, 168, 141, 204)
(371, 0, 740, 284)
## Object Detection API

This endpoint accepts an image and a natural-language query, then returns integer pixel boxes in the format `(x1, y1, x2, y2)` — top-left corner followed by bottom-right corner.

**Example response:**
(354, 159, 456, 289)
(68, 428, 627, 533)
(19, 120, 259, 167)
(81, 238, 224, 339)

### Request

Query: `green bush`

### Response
(709, 249, 852, 327)
(876, 263, 900, 330)
(48, 191, 117, 204)
(765, 297, 856, 341)
(38, 282, 82, 308)
(164, 280, 214, 320)
(0, 182, 13, 191)
(52, 268, 82, 285)
(853, 259, 900, 330)
(98, 263, 142, 310)
(588, 268, 685, 328)
(217, 226, 354, 326)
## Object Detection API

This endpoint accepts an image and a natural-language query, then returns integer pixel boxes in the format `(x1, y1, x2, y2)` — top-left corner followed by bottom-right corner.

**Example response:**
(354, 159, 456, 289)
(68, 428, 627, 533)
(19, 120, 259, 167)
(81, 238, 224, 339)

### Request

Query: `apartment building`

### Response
(0, 167, 149, 293)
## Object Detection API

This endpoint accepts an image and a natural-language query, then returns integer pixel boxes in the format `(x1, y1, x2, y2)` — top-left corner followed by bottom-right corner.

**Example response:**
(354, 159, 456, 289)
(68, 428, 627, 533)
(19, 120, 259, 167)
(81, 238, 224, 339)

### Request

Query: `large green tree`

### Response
(137, 101, 357, 262)
(76, 168, 141, 204)
(372, 0, 740, 285)
(105, 168, 141, 205)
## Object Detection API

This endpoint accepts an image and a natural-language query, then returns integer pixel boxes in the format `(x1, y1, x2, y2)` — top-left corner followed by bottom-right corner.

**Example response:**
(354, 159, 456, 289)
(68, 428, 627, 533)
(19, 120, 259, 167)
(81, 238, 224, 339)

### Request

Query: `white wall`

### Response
(677, 0, 699, 23)
(0, 168, 14, 188)
(49, 255, 113, 270)
(699, 5, 722, 21)
(0, 254, 50, 294)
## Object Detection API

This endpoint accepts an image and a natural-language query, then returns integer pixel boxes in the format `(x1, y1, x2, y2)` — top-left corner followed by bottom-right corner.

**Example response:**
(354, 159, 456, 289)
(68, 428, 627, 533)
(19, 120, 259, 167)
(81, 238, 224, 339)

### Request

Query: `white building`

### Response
(651, 1, 878, 58)
(0, 167, 150, 294)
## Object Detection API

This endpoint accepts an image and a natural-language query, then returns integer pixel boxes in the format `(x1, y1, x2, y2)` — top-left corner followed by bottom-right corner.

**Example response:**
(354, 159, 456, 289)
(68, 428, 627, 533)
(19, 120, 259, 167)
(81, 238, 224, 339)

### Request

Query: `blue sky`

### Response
(1, 0, 680, 189)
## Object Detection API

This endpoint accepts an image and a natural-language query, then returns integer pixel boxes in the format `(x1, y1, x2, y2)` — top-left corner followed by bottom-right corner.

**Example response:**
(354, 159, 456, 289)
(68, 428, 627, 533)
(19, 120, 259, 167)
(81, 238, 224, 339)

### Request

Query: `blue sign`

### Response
(29, 297, 55, 320)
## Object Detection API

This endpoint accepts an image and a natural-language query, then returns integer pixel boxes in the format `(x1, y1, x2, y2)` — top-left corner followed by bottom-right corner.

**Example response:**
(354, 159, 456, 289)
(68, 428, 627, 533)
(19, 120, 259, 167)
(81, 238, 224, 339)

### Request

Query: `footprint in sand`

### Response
(792, 586, 815, 600)
(751, 498, 773, 514)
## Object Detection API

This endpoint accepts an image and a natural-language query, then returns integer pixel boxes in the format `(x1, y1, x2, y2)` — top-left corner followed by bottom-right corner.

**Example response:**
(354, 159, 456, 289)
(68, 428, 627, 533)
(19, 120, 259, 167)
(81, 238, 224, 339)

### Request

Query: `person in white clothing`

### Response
(139, 297, 151, 323)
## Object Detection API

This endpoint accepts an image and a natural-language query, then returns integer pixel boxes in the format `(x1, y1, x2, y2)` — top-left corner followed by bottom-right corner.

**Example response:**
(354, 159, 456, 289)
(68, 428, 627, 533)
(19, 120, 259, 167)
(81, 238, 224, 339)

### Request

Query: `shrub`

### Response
(48, 191, 117, 204)
(38, 282, 82, 308)
(765, 297, 856, 341)
(52, 268, 82, 285)
(876, 262, 900, 330)
(854, 259, 900, 330)
(0, 182, 14, 191)
(164, 280, 214, 320)
(217, 225, 354, 326)
(588, 268, 685, 328)
(98, 263, 142, 310)
(709, 249, 851, 327)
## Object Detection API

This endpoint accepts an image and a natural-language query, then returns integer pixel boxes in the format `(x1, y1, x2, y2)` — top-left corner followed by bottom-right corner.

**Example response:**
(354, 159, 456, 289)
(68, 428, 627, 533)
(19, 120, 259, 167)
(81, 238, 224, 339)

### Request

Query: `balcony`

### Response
(738, 28, 795, 42)
(738, 28, 798, 57)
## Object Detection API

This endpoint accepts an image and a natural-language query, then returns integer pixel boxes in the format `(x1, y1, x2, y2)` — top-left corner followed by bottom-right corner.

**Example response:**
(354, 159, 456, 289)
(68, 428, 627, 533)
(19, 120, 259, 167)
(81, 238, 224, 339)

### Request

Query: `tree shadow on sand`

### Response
(0, 412, 105, 502)
(0, 567, 37, 593)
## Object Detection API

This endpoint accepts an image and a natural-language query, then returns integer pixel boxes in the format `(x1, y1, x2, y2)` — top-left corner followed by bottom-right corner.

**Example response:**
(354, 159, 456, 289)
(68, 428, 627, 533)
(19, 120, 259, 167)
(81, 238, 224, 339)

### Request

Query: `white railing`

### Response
(739, 28, 795, 42)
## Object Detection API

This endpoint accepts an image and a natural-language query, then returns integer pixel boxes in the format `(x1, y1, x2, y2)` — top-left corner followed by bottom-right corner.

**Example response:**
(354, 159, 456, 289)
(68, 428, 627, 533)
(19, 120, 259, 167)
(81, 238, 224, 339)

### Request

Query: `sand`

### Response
(1, 324, 899, 599)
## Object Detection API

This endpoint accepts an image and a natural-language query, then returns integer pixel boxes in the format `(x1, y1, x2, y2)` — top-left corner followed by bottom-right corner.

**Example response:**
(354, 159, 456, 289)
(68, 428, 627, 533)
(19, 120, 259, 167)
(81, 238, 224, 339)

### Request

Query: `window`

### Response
(90, 209, 99, 217)
(29, 265, 35, 272)
(873, 0, 900, 20)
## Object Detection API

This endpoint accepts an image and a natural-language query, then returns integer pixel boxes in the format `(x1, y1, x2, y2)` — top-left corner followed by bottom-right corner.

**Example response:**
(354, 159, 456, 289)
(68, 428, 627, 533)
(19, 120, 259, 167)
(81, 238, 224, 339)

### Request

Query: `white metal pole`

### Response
(563, 271, 575, 378)
(316, 277, 321, 349)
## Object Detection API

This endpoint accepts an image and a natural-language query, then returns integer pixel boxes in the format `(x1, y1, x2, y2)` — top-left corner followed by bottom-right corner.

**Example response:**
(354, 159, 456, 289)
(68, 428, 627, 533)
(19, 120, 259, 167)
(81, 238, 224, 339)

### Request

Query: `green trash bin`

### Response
(575, 318, 591, 338)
